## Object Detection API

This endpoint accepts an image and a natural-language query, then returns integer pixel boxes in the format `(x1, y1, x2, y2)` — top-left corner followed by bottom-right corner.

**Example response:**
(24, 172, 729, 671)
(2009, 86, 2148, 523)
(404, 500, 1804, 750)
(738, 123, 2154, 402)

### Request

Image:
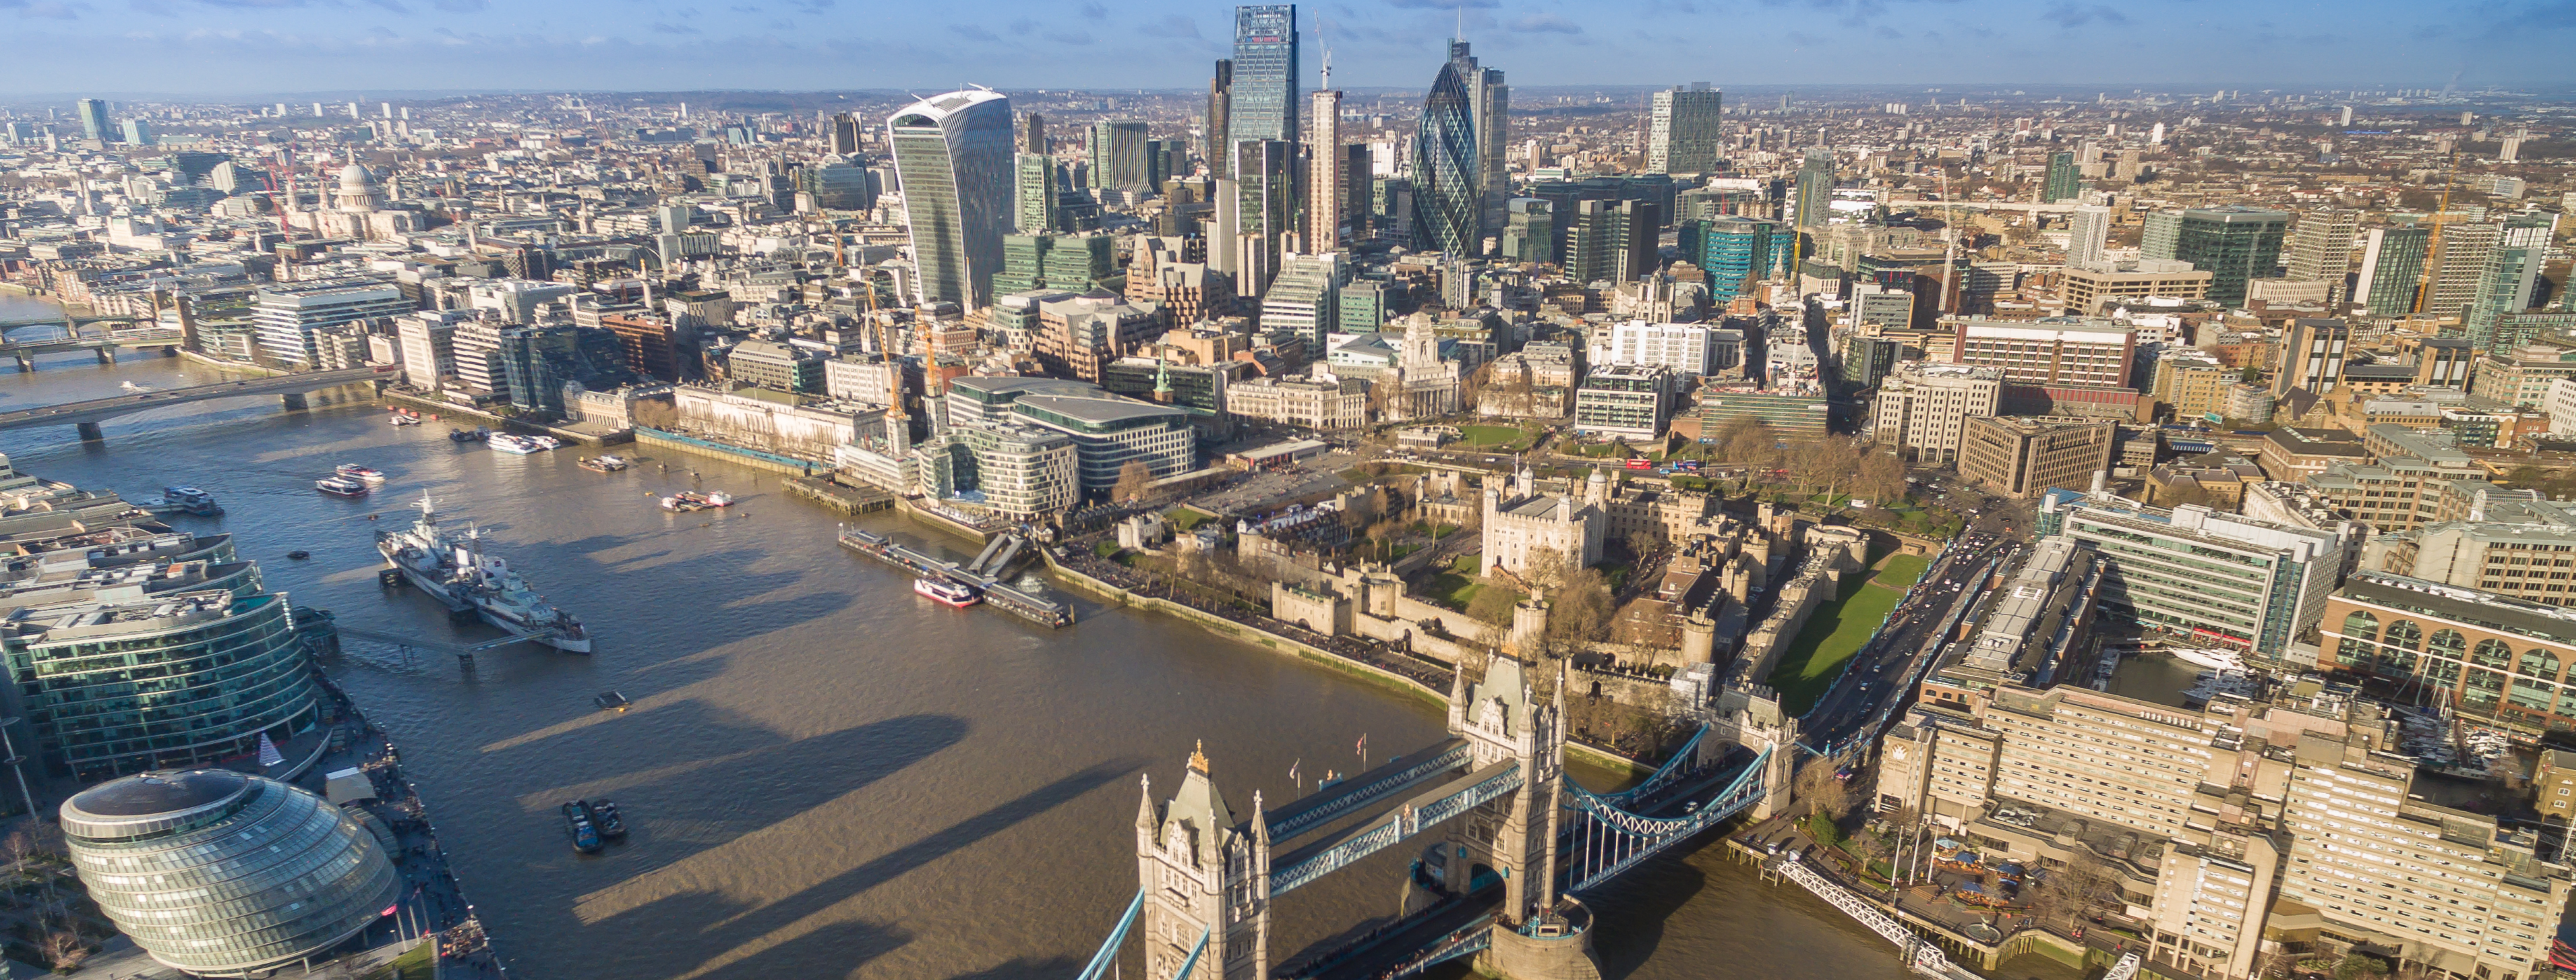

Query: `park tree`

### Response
(1713, 417, 1782, 468)
(1856, 447, 1907, 503)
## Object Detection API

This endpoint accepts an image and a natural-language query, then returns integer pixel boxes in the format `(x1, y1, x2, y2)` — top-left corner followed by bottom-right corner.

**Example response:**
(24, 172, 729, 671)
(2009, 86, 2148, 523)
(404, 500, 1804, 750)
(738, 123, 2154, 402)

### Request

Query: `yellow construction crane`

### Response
(2415, 143, 2460, 317)
(863, 277, 905, 427)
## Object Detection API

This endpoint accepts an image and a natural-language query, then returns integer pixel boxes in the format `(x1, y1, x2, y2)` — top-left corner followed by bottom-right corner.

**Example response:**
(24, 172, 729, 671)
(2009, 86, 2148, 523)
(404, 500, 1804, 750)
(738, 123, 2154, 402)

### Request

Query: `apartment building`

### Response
(1950, 318, 2137, 388)
(1886, 673, 2576, 980)
(2152, 347, 2236, 423)
(2279, 734, 2569, 980)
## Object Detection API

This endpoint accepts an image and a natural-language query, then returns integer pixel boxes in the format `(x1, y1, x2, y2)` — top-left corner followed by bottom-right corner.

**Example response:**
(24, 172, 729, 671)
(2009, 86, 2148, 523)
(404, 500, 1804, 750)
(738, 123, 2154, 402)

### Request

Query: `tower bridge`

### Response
(1081, 654, 1802, 980)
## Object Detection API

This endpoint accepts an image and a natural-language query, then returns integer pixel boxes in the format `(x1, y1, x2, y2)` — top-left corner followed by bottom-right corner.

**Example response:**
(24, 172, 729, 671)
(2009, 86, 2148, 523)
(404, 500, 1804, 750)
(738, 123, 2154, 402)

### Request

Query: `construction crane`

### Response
(265, 148, 294, 235)
(2414, 143, 2461, 317)
(862, 276, 906, 436)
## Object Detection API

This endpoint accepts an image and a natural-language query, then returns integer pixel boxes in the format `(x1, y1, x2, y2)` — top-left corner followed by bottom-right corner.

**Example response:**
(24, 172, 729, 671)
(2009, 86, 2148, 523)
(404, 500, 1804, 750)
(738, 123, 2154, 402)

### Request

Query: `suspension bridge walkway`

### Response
(1077, 653, 1805, 980)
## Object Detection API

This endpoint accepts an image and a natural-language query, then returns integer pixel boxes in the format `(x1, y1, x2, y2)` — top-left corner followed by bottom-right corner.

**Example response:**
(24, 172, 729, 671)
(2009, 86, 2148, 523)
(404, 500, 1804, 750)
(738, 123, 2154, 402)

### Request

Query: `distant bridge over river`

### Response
(0, 365, 396, 441)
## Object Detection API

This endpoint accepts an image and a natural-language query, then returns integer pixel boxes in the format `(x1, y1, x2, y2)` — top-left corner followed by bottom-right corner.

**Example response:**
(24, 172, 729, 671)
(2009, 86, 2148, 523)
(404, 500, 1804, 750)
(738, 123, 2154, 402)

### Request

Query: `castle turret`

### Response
(1682, 610, 1717, 666)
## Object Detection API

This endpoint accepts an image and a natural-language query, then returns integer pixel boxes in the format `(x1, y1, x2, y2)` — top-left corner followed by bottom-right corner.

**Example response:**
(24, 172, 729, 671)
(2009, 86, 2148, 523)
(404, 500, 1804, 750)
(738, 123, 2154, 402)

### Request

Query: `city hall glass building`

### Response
(63, 770, 399, 977)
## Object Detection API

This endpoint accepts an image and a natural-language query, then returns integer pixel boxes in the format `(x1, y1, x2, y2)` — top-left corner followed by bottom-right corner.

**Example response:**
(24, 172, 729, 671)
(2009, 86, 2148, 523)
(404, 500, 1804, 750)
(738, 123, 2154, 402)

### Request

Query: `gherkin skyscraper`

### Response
(1411, 57, 1479, 255)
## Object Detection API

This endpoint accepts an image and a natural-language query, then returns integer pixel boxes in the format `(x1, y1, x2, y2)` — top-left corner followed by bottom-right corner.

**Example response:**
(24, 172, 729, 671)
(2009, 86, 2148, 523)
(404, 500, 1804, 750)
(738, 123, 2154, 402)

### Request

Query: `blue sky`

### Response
(2, 0, 2573, 96)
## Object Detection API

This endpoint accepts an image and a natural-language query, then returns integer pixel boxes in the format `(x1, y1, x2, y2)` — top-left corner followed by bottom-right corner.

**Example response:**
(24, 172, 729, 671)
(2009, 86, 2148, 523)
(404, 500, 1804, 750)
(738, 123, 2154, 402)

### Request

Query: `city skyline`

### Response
(3, 0, 2576, 94)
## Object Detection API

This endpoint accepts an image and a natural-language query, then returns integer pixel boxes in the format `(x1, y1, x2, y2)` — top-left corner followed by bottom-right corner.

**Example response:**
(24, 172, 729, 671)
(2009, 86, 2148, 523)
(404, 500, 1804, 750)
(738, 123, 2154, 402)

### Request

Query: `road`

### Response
(1796, 473, 2036, 749)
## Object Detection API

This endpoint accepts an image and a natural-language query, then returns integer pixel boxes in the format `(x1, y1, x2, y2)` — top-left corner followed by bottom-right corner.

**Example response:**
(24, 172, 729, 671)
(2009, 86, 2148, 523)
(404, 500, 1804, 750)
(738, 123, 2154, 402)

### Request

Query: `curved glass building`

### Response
(63, 770, 399, 976)
(2, 590, 320, 781)
(1411, 59, 1480, 256)
(887, 89, 1014, 310)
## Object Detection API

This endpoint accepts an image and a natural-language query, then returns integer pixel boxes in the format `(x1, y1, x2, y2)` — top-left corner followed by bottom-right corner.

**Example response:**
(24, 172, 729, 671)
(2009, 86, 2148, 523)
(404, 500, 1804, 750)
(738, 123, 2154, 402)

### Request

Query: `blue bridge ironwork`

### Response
(1090, 652, 1799, 980)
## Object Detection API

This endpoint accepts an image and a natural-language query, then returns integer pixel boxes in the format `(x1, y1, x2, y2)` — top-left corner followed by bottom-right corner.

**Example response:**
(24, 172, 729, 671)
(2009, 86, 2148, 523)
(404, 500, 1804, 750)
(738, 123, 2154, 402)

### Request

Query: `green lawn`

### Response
(1766, 553, 1931, 715)
(363, 941, 436, 980)
(1164, 507, 1211, 532)
(1459, 424, 1532, 448)
(1424, 555, 1483, 610)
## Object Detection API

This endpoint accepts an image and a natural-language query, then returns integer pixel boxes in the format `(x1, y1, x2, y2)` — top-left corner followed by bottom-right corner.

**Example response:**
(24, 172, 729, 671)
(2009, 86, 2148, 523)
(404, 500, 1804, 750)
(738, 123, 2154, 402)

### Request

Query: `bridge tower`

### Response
(1443, 654, 1565, 926)
(1136, 743, 1269, 980)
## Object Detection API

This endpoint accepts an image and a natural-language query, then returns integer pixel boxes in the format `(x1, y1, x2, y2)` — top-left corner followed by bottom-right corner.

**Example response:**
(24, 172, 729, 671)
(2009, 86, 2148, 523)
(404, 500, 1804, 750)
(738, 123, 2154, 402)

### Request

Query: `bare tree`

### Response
(1716, 417, 1783, 469)
(2027, 849, 2121, 932)
(1363, 518, 1402, 561)
(1546, 568, 1615, 645)
(1466, 576, 1529, 625)
(1856, 448, 1907, 503)
(1112, 460, 1154, 503)
(629, 396, 680, 431)
(40, 930, 85, 973)
(1794, 758, 1853, 823)
(1524, 549, 1572, 589)
(1622, 529, 1660, 563)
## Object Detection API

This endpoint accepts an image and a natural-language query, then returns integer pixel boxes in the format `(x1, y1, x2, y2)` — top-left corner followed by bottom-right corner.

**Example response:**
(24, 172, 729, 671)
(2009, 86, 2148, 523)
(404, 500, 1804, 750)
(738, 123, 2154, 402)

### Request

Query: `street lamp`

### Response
(0, 717, 35, 821)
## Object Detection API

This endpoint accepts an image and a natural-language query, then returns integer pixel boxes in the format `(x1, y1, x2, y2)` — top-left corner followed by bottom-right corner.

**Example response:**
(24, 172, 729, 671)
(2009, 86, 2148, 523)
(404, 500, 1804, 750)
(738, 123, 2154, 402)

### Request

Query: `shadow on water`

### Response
(693, 919, 918, 980)
(590, 760, 1143, 979)
(487, 710, 973, 976)
(939, 956, 1085, 980)
(1580, 846, 1713, 980)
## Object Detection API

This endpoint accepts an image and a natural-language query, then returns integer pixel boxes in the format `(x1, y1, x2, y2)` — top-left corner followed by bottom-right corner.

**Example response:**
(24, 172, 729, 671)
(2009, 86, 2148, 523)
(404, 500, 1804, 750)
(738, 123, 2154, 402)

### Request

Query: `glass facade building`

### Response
(1646, 84, 1723, 175)
(2040, 151, 2081, 203)
(2172, 206, 2290, 308)
(1013, 154, 1057, 234)
(2354, 226, 2429, 318)
(1689, 216, 1780, 301)
(887, 89, 1015, 309)
(3, 591, 321, 781)
(1411, 57, 1481, 256)
(1793, 148, 1834, 232)
(1088, 120, 1151, 194)
(63, 770, 399, 977)
(2465, 245, 2541, 351)
(1227, 6, 1298, 148)
(2037, 493, 2341, 659)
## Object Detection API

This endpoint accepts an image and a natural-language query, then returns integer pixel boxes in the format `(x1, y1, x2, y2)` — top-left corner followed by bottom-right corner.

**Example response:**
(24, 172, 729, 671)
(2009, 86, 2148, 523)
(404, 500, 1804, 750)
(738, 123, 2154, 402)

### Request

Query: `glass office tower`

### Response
(1411, 57, 1480, 255)
(1647, 84, 1723, 175)
(1227, 6, 1298, 148)
(2173, 206, 2291, 308)
(887, 89, 1015, 309)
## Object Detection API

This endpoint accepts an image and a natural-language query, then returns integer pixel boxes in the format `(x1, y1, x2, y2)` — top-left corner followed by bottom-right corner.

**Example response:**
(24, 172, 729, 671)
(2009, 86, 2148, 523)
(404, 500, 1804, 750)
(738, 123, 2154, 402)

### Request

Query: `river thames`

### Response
(0, 293, 1987, 980)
